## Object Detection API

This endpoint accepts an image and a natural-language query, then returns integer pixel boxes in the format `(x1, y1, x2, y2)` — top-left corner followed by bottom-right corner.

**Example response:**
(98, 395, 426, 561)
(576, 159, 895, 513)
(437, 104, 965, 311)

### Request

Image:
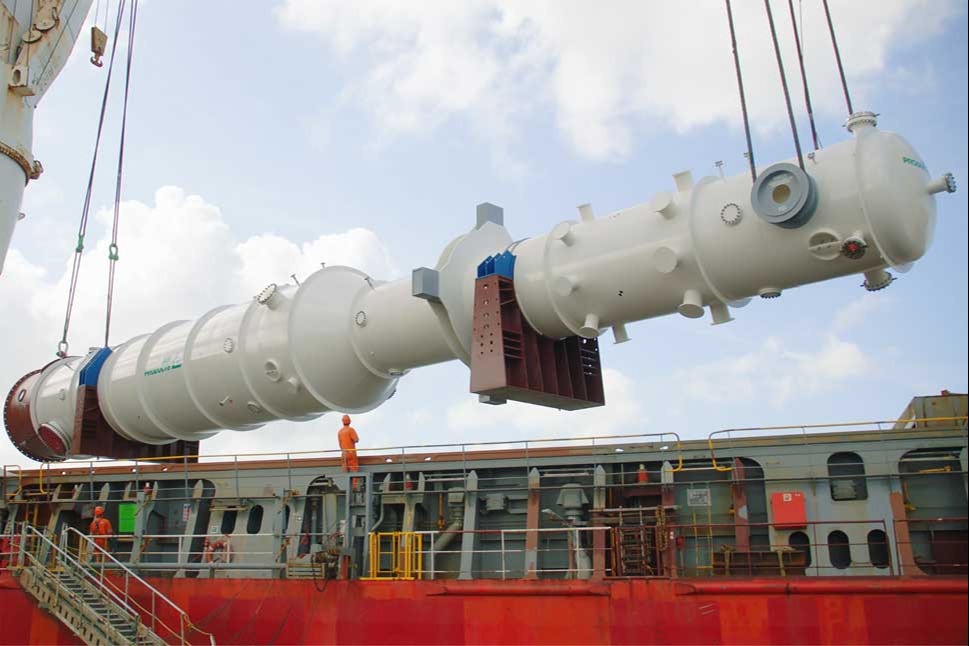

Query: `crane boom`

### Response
(1, 0, 93, 274)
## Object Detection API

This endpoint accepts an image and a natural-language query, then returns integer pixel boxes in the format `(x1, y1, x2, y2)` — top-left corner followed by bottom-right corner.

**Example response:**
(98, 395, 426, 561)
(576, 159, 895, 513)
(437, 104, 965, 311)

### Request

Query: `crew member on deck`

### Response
(338, 414, 360, 472)
(89, 506, 113, 556)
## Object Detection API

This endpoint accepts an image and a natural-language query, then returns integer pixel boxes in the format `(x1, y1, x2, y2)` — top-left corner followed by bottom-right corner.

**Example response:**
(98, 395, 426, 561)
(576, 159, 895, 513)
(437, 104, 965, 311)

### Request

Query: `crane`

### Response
(1, 0, 92, 275)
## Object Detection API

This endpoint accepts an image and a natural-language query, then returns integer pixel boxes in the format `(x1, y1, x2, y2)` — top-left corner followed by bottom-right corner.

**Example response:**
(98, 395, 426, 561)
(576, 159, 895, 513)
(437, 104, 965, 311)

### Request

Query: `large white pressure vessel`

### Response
(5, 115, 956, 460)
(513, 114, 945, 338)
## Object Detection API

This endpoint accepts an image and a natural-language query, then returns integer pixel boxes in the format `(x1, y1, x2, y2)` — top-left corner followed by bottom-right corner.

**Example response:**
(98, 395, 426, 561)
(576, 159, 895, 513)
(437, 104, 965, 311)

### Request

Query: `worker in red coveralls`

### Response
(338, 414, 360, 472)
(89, 506, 113, 559)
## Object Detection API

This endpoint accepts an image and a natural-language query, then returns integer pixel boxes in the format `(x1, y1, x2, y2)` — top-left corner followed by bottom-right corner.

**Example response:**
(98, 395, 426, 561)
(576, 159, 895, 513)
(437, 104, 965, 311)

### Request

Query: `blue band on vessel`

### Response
(79, 347, 113, 387)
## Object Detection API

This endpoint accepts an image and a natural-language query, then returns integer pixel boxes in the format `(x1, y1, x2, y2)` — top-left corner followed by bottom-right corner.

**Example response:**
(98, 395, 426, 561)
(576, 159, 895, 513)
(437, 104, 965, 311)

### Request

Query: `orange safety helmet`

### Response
(93, 506, 104, 516)
(342, 414, 351, 426)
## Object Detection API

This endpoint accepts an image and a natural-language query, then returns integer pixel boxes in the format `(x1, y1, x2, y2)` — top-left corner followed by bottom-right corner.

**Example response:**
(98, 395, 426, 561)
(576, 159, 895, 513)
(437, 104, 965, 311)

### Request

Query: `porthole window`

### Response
(789, 531, 812, 568)
(828, 530, 851, 570)
(827, 452, 868, 501)
(220, 509, 237, 534)
(247, 505, 264, 534)
(867, 529, 889, 569)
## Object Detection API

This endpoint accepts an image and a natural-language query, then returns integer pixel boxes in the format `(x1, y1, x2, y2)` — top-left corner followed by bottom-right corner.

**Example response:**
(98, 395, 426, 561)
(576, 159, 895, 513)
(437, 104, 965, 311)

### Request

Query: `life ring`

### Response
(202, 535, 232, 564)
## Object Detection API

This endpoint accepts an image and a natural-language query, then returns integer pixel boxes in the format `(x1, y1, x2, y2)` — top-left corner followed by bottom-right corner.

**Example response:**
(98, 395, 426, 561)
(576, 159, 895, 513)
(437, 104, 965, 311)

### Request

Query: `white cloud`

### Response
(275, 0, 957, 162)
(669, 334, 871, 409)
(0, 186, 394, 466)
(832, 292, 896, 333)
(237, 227, 397, 295)
(445, 367, 646, 439)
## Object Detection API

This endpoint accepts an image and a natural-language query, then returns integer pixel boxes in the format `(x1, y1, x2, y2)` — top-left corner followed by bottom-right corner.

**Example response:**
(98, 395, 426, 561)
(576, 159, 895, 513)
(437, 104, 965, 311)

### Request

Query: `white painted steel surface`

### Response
(22, 120, 951, 448)
(0, 0, 92, 274)
(30, 356, 78, 448)
(514, 124, 938, 339)
(0, 154, 24, 272)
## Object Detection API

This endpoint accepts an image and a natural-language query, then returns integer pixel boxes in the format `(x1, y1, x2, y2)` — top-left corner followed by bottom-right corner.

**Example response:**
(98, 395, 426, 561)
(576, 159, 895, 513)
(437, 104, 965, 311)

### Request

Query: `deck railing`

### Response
(707, 416, 967, 472)
(2, 417, 963, 505)
(59, 527, 215, 645)
(14, 516, 962, 582)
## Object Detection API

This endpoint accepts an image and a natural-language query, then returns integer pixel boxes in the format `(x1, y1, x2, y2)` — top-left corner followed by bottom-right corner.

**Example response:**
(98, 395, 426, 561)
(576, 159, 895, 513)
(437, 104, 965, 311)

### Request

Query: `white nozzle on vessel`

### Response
(612, 323, 630, 344)
(579, 313, 600, 338)
(6, 111, 955, 457)
(678, 290, 704, 319)
(927, 173, 957, 195)
(709, 301, 733, 325)
(863, 268, 894, 292)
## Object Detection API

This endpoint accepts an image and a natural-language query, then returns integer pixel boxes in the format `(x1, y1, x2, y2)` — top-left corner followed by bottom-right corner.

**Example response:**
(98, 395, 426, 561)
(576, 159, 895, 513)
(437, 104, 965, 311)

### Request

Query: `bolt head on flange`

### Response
(842, 237, 867, 260)
(257, 283, 278, 305)
(3, 366, 69, 462)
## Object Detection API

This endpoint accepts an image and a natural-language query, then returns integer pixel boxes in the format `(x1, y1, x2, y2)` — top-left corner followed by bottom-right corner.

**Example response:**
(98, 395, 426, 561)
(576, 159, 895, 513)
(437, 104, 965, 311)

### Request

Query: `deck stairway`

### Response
(15, 525, 212, 645)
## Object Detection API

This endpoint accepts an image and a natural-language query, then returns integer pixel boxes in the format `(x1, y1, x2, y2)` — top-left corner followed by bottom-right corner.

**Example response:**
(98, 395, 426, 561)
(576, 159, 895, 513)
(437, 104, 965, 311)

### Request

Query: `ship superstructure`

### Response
(1, 393, 966, 644)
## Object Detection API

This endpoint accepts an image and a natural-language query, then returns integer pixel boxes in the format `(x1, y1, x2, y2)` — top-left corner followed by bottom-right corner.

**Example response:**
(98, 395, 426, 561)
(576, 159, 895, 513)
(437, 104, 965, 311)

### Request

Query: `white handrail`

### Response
(21, 526, 141, 624)
(47, 429, 686, 469)
(65, 527, 214, 646)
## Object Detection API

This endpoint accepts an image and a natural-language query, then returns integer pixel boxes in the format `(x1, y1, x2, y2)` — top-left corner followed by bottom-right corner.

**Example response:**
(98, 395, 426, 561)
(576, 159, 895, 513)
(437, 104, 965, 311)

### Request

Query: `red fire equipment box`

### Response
(771, 491, 807, 529)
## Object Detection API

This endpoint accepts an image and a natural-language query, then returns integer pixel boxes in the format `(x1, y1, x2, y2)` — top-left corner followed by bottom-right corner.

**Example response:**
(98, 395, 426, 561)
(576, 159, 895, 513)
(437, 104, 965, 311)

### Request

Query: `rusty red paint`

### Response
(3, 367, 62, 462)
(2, 573, 966, 645)
(470, 275, 604, 410)
(71, 385, 201, 461)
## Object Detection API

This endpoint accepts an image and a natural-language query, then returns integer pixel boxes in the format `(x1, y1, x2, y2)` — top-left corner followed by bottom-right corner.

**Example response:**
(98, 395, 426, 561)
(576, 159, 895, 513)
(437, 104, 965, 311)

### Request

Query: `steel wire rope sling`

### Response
(821, 0, 854, 117)
(725, 0, 839, 181)
(55, 0, 129, 357)
(723, 0, 756, 183)
(787, 0, 819, 150)
(763, 0, 805, 170)
(103, 0, 139, 348)
(93, 0, 113, 35)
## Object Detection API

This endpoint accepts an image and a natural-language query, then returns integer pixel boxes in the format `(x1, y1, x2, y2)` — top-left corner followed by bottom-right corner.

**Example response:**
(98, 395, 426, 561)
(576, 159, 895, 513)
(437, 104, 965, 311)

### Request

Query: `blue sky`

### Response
(2, 0, 967, 464)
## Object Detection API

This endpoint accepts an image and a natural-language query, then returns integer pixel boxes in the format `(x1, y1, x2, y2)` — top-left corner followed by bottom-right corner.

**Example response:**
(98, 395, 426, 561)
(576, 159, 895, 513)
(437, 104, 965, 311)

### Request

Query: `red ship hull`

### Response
(3, 573, 967, 644)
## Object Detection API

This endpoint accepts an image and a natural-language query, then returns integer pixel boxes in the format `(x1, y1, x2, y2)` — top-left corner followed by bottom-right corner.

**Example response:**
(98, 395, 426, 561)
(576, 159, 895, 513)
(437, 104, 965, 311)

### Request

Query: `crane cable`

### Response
(822, 0, 853, 117)
(724, 0, 756, 183)
(104, 0, 139, 348)
(763, 0, 805, 171)
(56, 0, 128, 358)
(787, 0, 819, 150)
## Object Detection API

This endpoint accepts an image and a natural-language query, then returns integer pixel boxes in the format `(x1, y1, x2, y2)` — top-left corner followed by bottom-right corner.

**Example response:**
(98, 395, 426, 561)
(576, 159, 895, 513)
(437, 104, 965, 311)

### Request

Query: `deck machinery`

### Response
(1, 393, 967, 644)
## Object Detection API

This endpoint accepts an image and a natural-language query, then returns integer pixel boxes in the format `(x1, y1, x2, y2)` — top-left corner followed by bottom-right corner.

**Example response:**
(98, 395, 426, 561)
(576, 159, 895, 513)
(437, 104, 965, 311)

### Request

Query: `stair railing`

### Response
(63, 526, 215, 646)
(19, 525, 143, 638)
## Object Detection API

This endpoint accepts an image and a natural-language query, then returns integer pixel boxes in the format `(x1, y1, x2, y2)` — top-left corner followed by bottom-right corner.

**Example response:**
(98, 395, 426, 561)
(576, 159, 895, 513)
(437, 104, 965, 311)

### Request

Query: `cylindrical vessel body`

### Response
(95, 267, 410, 445)
(16, 264, 464, 450)
(513, 127, 936, 338)
(349, 278, 458, 376)
(5, 123, 945, 457)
